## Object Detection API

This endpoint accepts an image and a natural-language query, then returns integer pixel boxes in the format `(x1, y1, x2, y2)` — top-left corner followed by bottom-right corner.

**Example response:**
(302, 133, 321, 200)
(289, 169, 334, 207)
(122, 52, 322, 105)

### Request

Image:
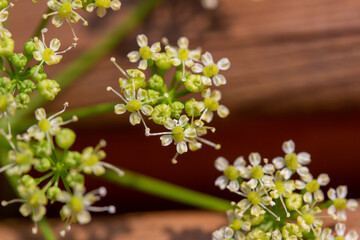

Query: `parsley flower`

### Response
(327, 185, 358, 221)
(86, 0, 121, 18)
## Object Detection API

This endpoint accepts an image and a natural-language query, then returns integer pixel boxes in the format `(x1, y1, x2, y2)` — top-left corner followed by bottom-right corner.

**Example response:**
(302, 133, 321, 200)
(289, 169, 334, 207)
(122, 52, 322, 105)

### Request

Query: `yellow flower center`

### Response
(95, 0, 111, 8)
(172, 126, 184, 143)
(139, 46, 152, 60)
(334, 198, 347, 210)
(248, 191, 261, 206)
(275, 181, 285, 194)
(203, 97, 219, 111)
(58, 1, 72, 18)
(42, 48, 55, 62)
(126, 99, 142, 112)
(15, 153, 30, 165)
(38, 119, 51, 132)
(305, 180, 320, 193)
(203, 63, 219, 77)
(178, 48, 189, 61)
(303, 212, 315, 225)
(85, 154, 99, 166)
(285, 153, 298, 171)
(70, 196, 84, 212)
(251, 165, 264, 180)
(224, 166, 238, 181)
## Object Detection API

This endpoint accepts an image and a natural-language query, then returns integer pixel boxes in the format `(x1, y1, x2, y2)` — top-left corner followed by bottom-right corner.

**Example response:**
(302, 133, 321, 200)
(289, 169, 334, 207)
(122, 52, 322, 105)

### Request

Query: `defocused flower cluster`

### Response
(213, 140, 358, 240)
(0, 0, 124, 236)
(108, 35, 230, 163)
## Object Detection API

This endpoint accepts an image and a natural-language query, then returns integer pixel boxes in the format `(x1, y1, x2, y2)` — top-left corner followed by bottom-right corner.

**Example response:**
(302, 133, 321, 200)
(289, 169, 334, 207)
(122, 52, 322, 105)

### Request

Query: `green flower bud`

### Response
(155, 53, 172, 70)
(24, 39, 36, 56)
(148, 74, 164, 91)
(56, 128, 76, 149)
(224, 166, 238, 181)
(66, 170, 84, 188)
(282, 223, 302, 239)
(185, 98, 202, 117)
(47, 186, 61, 203)
(37, 79, 60, 100)
(174, 69, 190, 82)
(15, 93, 30, 110)
(11, 53, 27, 68)
(30, 66, 47, 81)
(0, 0, 8, 9)
(184, 74, 204, 92)
(33, 140, 49, 157)
(19, 79, 36, 94)
(247, 191, 261, 206)
(19, 174, 36, 188)
(170, 101, 184, 119)
(150, 103, 171, 125)
(286, 193, 303, 210)
(0, 36, 14, 57)
(34, 157, 51, 172)
(229, 219, 243, 231)
(145, 89, 160, 105)
(64, 151, 81, 168)
(0, 77, 11, 93)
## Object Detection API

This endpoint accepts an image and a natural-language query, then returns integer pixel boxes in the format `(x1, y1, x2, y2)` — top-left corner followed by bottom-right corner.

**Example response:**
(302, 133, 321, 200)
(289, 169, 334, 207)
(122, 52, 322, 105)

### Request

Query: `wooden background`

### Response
(1, 0, 360, 217)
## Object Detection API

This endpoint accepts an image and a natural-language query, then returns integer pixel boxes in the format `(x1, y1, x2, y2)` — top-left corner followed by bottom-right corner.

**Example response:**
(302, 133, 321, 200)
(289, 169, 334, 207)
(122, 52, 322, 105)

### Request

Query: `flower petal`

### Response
(176, 141, 188, 154)
(129, 112, 141, 125)
(201, 51, 213, 65)
(179, 115, 189, 127)
(282, 140, 295, 154)
(217, 58, 230, 70)
(213, 74, 226, 86)
(177, 37, 189, 49)
(127, 51, 140, 62)
(141, 105, 153, 116)
(35, 108, 46, 120)
(336, 185, 348, 199)
(160, 135, 173, 146)
(114, 104, 126, 114)
(136, 34, 148, 48)
(50, 38, 61, 51)
(217, 105, 229, 118)
(214, 156, 228, 171)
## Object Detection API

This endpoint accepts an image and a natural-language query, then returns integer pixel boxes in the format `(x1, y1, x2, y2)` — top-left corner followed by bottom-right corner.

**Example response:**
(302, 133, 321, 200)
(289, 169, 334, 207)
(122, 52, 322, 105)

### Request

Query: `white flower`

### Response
(199, 88, 229, 123)
(192, 51, 230, 86)
(272, 140, 311, 177)
(334, 223, 359, 240)
(164, 36, 201, 80)
(127, 34, 161, 70)
(297, 204, 323, 234)
(86, 0, 121, 18)
(214, 156, 245, 190)
(0, 3, 13, 39)
(212, 227, 235, 240)
(327, 185, 358, 221)
(58, 185, 115, 237)
(44, 0, 87, 41)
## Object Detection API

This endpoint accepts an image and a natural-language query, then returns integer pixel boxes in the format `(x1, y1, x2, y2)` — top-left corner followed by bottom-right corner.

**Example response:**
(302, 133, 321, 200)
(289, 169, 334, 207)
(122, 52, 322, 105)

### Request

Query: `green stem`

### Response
(173, 88, 190, 99)
(12, 0, 164, 126)
(0, 143, 57, 240)
(101, 169, 231, 212)
(36, 172, 54, 185)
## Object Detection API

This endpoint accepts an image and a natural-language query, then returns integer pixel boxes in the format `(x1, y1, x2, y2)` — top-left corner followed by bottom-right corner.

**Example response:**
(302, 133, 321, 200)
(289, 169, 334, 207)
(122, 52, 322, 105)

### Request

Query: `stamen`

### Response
(87, 205, 116, 213)
(48, 102, 68, 120)
(138, 113, 150, 133)
(57, 44, 73, 55)
(66, 18, 79, 41)
(171, 152, 179, 164)
(237, 203, 252, 218)
(94, 139, 106, 152)
(197, 137, 221, 149)
(227, 188, 246, 198)
(145, 131, 172, 136)
(161, 37, 169, 45)
(0, 163, 14, 174)
(58, 116, 78, 127)
(87, 186, 107, 197)
(106, 86, 127, 103)
(110, 57, 130, 79)
(32, 223, 38, 234)
(259, 203, 280, 221)
(42, 11, 57, 19)
(41, 28, 48, 47)
(280, 195, 290, 217)
(1, 199, 24, 206)
(101, 162, 124, 176)
(0, 129, 16, 150)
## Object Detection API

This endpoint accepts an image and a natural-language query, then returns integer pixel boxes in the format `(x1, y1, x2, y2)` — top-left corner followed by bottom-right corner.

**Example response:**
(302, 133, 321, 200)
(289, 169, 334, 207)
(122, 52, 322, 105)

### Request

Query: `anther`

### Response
(215, 144, 221, 150)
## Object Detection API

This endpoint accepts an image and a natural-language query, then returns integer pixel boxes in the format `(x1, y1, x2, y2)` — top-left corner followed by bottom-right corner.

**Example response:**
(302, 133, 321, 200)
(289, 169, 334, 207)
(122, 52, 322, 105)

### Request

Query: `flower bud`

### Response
(47, 186, 61, 203)
(185, 98, 203, 117)
(24, 39, 36, 56)
(150, 103, 171, 125)
(34, 157, 51, 172)
(11, 53, 27, 68)
(184, 74, 204, 92)
(56, 128, 76, 149)
(19, 79, 36, 94)
(155, 53, 172, 70)
(170, 101, 184, 119)
(64, 151, 81, 168)
(30, 66, 47, 81)
(0, 77, 10, 93)
(15, 93, 30, 110)
(148, 74, 164, 91)
(19, 174, 36, 188)
(37, 79, 60, 100)
(66, 170, 84, 188)
(0, 36, 14, 57)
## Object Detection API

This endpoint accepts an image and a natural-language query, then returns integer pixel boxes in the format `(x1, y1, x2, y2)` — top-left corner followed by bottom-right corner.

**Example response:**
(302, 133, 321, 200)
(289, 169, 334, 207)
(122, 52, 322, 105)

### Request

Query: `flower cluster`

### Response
(213, 140, 358, 240)
(37, 0, 121, 41)
(108, 34, 230, 163)
(1, 104, 123, 236)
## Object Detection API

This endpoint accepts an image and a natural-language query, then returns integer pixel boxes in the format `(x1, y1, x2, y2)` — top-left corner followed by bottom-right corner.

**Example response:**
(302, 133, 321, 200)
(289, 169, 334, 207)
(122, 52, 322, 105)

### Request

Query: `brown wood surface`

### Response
(0, 205, 359, 240)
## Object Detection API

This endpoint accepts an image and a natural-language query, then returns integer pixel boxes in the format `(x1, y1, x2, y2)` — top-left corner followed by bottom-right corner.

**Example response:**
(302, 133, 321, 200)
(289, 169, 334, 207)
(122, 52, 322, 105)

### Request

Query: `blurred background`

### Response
(1, 0, 360, 219)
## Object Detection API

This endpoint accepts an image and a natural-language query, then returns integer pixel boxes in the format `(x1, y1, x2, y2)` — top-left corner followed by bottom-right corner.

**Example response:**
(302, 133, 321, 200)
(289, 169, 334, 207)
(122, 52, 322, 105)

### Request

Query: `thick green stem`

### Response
(12, 0, 164, 126)
(102, 169, 231, 212)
